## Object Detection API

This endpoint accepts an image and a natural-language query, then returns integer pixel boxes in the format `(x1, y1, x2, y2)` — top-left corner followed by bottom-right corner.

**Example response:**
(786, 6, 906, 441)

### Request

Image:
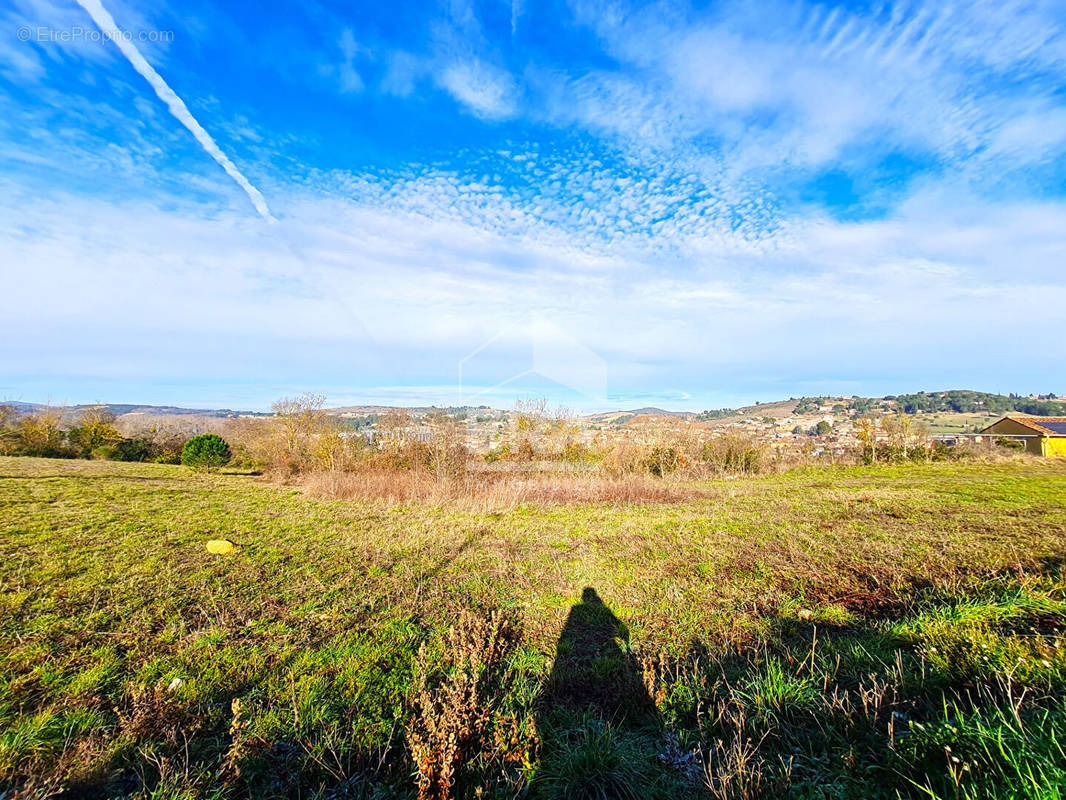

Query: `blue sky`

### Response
(1, 0, 1065, 411)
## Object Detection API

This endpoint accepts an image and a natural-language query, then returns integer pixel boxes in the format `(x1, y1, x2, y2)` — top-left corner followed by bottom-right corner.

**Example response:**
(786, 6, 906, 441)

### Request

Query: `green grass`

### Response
(2, 456, 1066, 798)
(920, 412, 996, 435)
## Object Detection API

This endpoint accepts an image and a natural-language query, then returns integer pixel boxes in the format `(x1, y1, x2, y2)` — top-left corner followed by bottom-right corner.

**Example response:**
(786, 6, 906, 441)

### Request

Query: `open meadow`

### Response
(2, 455, 1066, 799)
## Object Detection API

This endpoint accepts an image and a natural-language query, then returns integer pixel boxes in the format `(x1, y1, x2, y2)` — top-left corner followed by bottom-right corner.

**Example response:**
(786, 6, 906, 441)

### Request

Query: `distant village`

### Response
(8, 389, 1063, 467)
(328, 390, 1066, 461)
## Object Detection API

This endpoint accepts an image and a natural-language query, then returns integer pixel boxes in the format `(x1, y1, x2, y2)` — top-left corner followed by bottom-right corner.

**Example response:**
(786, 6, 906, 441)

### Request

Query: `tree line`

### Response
(0, 406, 187, 462)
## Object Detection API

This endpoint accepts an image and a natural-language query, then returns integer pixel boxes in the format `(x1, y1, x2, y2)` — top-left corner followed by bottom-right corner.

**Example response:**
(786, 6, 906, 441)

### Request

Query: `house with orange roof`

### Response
(981, 416, 1066, 457)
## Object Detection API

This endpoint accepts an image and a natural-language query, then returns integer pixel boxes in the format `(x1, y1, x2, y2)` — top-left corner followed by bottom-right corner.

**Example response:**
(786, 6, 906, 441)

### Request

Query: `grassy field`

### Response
(919, 412, 999, 435)
(2, 456, 1066, 799)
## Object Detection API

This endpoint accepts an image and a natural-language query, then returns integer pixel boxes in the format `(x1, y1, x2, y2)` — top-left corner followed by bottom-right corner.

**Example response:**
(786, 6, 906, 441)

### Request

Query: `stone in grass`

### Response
(206, 539, 236, 555)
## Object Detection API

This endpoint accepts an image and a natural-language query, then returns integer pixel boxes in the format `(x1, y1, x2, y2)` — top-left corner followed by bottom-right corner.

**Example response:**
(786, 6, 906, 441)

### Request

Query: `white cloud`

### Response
(381, 50, 423, 96)
(549, 0, 1066, 179)
(374, 0, 522, 120)
(438, 59, 517, 120)
(324, 28, 365, 94)
(0, 37, 44, 82)
(2, 161, 1063, 408)
(510, 0, 524, 36)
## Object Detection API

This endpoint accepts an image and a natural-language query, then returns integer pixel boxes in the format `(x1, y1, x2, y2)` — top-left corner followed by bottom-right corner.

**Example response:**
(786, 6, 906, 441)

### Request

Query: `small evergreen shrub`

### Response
(181, 434, 231, 471)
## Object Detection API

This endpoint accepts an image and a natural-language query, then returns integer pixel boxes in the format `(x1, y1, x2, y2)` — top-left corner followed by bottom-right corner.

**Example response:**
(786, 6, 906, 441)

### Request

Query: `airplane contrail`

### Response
(74, 0, 275, 221)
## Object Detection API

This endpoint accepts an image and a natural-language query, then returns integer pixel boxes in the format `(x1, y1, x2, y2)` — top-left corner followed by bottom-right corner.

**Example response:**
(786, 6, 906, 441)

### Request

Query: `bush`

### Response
(368, 440, 432, 472)
(181, 434, 231, 471)
(643, 445, 684, 476)
(11, 413, 69, 458)
(994, 436, 1024, 450)
(112, 437, 153, 462)
(150, 436, 185, 464)
(701, 435, 766, 474)
(224, 395, 368, 474)
(90, 445, 120, 460)
(562, 442, 598, 463)
(67, 412, 121, 458)
(598, 443, 646, 477)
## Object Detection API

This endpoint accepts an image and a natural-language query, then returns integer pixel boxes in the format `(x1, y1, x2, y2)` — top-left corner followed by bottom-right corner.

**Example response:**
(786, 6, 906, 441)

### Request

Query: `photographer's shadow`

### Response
(532, 588, 660, 796)
(542, 587, 655, 719)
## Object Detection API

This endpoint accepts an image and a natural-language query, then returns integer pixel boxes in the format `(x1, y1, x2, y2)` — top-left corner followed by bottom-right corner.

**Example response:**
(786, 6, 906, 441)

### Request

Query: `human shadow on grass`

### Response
(532, 588, 669, 799)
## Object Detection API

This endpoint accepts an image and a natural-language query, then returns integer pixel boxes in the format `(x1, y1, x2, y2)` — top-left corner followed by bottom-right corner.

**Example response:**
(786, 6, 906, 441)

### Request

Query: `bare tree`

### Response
(507, 397, 548, 459)
(856, 416, 879, 464)
(883, 411, 931, 461)
(272, 393, 326, 455)
(250, 393, 353, 474)
(883, 411, 915, 460)
(424, 410, 468, 482)
(546, 405, 580, 458)
(378, 408, 413, 444)
(310, 418, 363, 472)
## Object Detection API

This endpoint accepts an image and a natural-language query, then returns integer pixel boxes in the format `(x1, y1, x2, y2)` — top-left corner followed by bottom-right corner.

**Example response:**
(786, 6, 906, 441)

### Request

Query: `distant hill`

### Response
(888, 390, 1065, 416)
(695, 399, 798, 422)
(2, 401, 265, 419)
(624, 406, 692, 417)
(693, 390, 1065, 423)
(5, 389, 1060, 425)
(328, 405, 498, 416)
(583, 407, 696, 424)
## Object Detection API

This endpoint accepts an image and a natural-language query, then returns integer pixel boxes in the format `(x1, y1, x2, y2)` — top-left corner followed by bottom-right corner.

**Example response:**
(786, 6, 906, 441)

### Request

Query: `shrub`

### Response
(701, 435, 766, 475)
(484, 440, 536, 463)
(90, 444, 120, 460)
(181, 434, 231, 471)
(598, 443, 646, 477)
(369, 440, 433, 472)
(424, 411, 470, 481)
(994, 436, 1024, 451)
(67, 411, 121, 458)
(514, 439, 536, 462)
(643, 445, 684, 476)
(112, 437, 153, 462)
(561, 442, 598, 463)
(224, 395, 367, 474)
(12, 413, 69, 458)
(149, 435, 187, 464)
(0, 407, 17, 456)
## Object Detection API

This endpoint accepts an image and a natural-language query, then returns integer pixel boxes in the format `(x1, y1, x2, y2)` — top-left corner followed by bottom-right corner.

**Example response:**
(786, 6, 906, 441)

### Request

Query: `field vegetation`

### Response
(2, 452, 1065, 799)
(0, 392, 1024, 496)
(0, 407, 190, 465)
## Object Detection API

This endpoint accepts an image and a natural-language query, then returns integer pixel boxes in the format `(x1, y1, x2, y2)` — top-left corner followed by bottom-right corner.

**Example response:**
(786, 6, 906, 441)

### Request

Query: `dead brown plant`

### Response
(406, 610, 519, 800)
